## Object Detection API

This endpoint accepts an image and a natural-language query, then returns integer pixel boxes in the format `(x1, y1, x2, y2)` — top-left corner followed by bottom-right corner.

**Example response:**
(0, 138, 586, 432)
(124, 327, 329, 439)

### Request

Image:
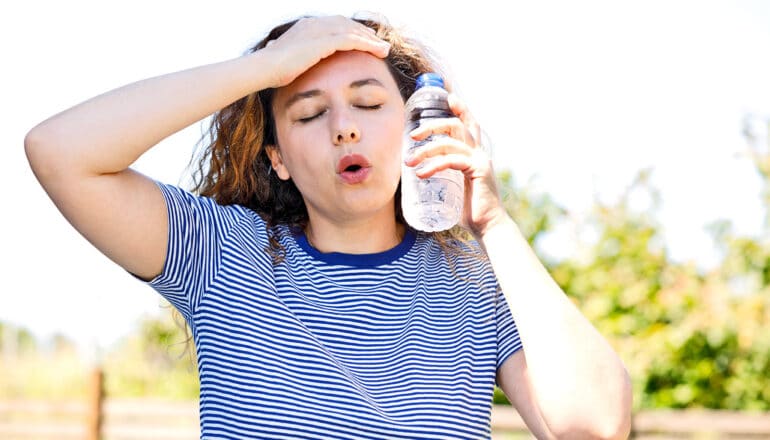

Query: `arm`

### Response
(484, 217, 632, 439)
(24, 16, 390, 281)
(405, 97, 632, 439)
(25, 53, 275, 280)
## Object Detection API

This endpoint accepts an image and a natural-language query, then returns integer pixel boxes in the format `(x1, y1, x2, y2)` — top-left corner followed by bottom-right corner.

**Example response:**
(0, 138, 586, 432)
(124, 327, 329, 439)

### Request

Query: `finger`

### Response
(292, 16, 389, 57)
(337, 17, 390, 54)
(346, 22, 379, 40)
(409, 117, 470, 143)
(412, 154, 474, 179)
(404, 135, 474, 166)
(351, 20, 378, 35)
(333, 32, 391, 57)
(448, 94, 482, 147)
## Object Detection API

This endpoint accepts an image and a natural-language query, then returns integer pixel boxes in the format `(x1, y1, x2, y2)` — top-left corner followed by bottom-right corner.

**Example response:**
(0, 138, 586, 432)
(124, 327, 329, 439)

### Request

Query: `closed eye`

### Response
(297, 109, 327, 123)
(297, 104, 381, 123)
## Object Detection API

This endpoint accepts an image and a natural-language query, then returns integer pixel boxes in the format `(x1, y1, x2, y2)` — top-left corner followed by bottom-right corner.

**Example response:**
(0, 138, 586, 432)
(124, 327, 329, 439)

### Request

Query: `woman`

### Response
(25, 14, 632, 439)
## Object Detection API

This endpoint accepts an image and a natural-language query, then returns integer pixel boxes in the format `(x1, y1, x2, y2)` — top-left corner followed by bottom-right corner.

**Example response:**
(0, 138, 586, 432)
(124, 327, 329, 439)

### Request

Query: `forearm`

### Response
(479, 216, 632, 438)
(25, 50, 273, 177)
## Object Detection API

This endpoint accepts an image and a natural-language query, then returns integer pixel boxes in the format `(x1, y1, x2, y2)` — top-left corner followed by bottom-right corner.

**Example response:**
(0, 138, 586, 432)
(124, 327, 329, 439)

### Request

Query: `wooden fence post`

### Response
(85, 366, 104, 440)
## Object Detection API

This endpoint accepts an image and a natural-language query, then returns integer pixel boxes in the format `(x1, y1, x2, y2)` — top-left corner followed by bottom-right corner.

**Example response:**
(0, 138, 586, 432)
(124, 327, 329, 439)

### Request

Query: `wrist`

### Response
(241, 50, 281, 91)
(471, 210, 515, 242)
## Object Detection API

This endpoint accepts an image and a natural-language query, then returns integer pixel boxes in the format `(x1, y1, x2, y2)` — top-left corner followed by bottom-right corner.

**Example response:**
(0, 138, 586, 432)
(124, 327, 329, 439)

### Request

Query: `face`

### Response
(268, 51, 406, 225)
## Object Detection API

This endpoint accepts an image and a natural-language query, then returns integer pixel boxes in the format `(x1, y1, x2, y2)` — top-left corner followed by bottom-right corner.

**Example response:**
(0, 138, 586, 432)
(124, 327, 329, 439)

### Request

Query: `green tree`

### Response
(91, 117, 770, 409)
(102, 310, 199, 399)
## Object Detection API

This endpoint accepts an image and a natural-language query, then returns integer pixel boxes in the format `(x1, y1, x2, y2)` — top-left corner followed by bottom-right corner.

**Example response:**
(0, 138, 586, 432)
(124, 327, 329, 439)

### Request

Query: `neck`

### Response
(304, 217, 405, 255)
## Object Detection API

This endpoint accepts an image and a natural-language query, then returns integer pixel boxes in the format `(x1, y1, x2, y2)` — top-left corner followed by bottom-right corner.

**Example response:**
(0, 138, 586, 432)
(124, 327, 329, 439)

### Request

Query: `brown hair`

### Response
(173, 15, 488, 360)
(189, 14, 479, 261)
(191, 16, 439, 239)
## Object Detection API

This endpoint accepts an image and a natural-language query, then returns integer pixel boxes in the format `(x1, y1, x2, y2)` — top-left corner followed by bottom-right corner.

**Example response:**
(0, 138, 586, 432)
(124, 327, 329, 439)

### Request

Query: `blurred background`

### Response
(2, 0, 770, 438)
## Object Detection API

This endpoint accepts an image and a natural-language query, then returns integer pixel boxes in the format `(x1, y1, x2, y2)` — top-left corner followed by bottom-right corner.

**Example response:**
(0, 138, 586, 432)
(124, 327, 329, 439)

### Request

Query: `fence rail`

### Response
(2, 399, 770, 439)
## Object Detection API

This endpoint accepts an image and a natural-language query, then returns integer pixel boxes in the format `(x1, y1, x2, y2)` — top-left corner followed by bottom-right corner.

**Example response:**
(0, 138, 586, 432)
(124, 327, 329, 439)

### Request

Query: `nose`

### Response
(331, 110, 361, 146)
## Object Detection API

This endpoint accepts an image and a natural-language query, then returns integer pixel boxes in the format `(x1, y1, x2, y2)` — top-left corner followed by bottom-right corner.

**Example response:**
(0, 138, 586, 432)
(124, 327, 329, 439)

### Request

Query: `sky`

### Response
(2, 0, 770, 353)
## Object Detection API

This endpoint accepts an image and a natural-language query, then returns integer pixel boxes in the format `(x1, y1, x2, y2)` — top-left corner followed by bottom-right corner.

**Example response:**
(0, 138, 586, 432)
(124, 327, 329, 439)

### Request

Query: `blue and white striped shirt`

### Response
(147, 182, 522, 439)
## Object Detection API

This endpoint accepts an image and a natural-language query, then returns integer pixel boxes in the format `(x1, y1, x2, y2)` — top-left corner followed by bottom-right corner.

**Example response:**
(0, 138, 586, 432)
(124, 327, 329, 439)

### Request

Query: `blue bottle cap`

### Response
(415, 72, 445, 89)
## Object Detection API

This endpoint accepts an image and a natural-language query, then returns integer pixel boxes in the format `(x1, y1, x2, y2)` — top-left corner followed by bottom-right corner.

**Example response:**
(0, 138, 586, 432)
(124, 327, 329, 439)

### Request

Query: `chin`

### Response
(340, 193, 396, 218)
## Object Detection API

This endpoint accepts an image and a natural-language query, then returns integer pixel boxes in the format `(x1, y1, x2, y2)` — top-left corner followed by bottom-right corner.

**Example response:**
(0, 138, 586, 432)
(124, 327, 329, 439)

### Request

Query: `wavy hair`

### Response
(172, 15, 489, 360)
(189, 15, 472, 259)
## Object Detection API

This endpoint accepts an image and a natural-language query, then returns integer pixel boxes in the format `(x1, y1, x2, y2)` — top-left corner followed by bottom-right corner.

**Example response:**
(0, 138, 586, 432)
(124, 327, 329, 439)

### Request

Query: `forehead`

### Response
(274, 51, 399, 105)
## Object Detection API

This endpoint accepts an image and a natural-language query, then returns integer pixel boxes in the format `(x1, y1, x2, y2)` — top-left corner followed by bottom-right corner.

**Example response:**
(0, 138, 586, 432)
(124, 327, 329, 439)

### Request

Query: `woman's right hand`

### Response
(23, 15, 389, 282)
(257, 16, 391, 88)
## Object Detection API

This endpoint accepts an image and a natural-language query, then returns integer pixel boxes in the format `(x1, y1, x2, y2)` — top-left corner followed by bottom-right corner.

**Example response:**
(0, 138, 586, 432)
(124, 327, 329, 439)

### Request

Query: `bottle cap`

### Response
(415, 72, 444, 89)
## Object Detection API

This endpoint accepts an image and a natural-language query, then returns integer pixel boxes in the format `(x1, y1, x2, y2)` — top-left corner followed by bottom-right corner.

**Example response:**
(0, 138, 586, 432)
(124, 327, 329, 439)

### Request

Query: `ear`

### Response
(265, 145, 291, 181)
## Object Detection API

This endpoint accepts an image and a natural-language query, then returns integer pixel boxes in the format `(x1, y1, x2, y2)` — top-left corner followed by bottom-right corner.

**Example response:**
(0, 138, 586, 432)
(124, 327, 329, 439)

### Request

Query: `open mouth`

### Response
(337, 154, 372, 184)
(337, 154, 371, 174)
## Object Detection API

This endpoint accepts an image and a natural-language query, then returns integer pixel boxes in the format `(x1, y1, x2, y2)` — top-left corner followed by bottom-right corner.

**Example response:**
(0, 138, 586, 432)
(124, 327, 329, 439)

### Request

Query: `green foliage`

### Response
(0, 321, 39, 354)
(645, 329, 736, 408)
(494, 117, 770, 411)
(497, 170, 567, 250)
(0, 314, 199, 400)
(5, 116, 770, 410)
(102, 311, 199, 399)
(493, 386, 510, 405)
(0, 323, 87, 399)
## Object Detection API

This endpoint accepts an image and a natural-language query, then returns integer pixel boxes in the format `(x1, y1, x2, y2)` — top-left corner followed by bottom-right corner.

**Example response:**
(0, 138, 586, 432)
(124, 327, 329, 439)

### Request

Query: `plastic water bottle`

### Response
(401, 73, 464, 232)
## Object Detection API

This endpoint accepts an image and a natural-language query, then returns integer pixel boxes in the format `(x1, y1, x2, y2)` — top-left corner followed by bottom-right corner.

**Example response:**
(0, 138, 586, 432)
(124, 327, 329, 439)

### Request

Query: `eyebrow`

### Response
(283, 78, 386, 110)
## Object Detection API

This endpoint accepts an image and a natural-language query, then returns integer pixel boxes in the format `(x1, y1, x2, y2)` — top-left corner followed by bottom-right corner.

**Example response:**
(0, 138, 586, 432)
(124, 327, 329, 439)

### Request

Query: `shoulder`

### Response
(155, 181, 273, 239)
(156, 181, 257, 214)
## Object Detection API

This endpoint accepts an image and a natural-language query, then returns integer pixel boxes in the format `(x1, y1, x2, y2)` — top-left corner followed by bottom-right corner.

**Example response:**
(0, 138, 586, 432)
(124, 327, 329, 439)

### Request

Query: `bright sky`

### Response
(2, 0, 769, 352)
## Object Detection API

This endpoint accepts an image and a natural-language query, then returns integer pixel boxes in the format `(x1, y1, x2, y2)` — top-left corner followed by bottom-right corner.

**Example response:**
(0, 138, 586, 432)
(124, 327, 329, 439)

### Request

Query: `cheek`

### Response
(276, 128, 322, 173)
(386, 119, 405, 158)
(373, 108, 405, 151)
(378, 130, 405, 182)
(284, 150, 326, 184)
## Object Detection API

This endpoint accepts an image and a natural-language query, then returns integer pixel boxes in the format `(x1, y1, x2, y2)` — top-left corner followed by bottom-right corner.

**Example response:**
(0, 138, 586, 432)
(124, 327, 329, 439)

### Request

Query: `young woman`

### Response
(25, 14, 632, 439)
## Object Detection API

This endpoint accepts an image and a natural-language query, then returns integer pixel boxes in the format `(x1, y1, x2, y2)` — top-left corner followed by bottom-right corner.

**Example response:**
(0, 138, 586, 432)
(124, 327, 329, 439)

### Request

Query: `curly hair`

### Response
(190, 15, 472, 258)
(172, 15, 489, 359)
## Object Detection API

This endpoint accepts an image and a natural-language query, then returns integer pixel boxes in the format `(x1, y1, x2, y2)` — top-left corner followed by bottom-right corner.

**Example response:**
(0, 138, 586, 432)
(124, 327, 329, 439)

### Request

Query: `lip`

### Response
(336, 154, 372, 173)
(336, 154, 372, 184)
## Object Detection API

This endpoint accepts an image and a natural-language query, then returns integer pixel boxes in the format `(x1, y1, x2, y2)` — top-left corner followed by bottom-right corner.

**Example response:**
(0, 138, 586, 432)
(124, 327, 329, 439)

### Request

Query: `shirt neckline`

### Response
(292, 227, 417, 267)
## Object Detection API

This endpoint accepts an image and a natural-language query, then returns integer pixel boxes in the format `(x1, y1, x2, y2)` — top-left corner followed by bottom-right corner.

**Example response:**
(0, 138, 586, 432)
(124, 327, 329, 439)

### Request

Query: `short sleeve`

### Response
(496, 287, 523, 369)
(144, 181, 241, 323)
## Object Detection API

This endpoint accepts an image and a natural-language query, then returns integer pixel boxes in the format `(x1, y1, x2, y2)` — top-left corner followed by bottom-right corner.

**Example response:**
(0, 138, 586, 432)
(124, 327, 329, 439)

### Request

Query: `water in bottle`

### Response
(401, 73, 464, 232)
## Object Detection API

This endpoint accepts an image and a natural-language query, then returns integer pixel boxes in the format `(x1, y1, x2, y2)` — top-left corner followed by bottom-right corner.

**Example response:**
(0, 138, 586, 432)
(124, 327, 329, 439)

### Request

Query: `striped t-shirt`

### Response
(146, 182, 522, 439)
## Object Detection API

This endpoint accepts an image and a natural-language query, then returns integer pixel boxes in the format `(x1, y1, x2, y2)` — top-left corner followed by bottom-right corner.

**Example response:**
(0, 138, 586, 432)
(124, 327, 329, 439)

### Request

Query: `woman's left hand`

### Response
(403, 94, 509, 239)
